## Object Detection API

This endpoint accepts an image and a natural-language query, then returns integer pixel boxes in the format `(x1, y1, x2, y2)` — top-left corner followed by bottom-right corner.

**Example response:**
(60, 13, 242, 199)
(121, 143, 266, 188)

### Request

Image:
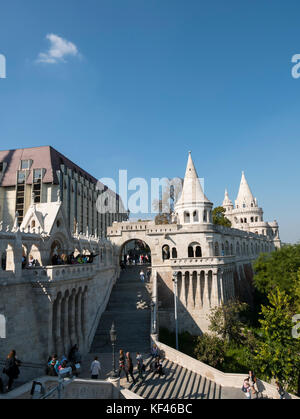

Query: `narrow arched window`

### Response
(214, 242, 219, 256)
(193, 211, 198, 222)
(172, 247, 177, 258)
(162, 245, 170, 260)
(184, 212, 190, 223)
(195, 246, 202, 257)
(188, 246, 194, 257)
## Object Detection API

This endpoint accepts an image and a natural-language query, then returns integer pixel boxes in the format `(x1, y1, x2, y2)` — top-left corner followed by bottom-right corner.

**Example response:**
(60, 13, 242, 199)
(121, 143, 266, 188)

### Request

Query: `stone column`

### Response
(218, 270, 224, 306)
(188, 272, 194, 307)
(69, 290, 76, 346)
(182, 273, 187, 307)
(207, 240, 214, 257)
(211, 271, 219, 307)
(197, 271, 201, 308)
(63, 292, 70, 355)
(202, 271, 208, 309)
(76, 290, 83, 349)
(55, 295, 63, 355)
(81, 289, 87, 351)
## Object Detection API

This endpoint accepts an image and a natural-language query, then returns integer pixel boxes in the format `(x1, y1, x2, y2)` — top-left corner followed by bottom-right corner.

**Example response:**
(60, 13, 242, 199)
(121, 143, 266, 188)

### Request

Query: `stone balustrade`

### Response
(170, 256, 236, 266)
(151, 336, 299, 399)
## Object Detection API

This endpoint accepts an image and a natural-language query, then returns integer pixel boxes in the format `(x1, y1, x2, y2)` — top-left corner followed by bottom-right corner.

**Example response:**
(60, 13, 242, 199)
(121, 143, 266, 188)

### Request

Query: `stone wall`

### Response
(0, 376, 120, 399)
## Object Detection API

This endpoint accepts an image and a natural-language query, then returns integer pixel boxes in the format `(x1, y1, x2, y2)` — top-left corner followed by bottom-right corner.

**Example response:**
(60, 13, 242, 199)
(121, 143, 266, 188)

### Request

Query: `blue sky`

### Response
(0, 0, 300, 243)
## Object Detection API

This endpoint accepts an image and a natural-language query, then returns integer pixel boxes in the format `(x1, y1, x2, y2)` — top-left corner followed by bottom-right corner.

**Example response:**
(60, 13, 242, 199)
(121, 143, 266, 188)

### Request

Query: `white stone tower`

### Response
(223, 171, 281, 247)
(174, 152, 213, 225)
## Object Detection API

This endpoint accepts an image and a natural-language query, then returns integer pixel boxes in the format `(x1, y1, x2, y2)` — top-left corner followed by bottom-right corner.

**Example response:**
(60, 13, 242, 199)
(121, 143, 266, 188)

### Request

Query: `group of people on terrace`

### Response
(46, 344, 82, 378)
(19, 251, 99, 270)
(51, 251, 98, 266)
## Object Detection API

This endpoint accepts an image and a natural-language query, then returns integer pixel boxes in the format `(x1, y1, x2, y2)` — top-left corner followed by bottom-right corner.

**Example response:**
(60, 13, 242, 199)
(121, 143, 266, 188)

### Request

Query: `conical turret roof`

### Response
(223, 188, 233, 207)
(235, 171, 256, 208)
(175, 152, 211, 208)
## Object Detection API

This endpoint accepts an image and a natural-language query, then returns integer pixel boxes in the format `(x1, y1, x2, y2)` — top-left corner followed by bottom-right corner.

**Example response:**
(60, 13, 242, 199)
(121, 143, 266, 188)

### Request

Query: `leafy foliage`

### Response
(212, 206, 232, 227)
(208, 300, 249, 344)
(253, 244, 300, 312)
(193, 333, 225, 368)
(253, 288, 300, 391)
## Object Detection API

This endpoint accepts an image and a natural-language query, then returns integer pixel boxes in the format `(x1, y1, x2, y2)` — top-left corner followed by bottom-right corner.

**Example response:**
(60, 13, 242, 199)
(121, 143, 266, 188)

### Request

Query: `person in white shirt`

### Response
(90, 356, 101, 379)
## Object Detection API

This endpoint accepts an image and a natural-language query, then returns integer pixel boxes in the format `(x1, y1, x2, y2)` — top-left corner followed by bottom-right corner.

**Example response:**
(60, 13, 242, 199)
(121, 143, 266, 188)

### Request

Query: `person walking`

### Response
(3, 350, 21, 392)
(118, 349, 128, 381)
(242, 377, 251, 399)
(69, 344, 82, 377)
(146, 269, 151, 282)
(90, 357, 101, 379)
(126, 352, 136, 384)
(151, 344, 159, 359)
(136, 352, 144, 380)
(140, 270, 145, 282)
(154, 356, 164, 377)
(248, 370, 258, 398)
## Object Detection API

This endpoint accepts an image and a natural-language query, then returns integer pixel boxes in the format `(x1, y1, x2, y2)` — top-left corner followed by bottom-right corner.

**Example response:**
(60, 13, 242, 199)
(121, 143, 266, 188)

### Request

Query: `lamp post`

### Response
(110, 321, 118, 378)
(172, 271, 179, 350)
(150, 301, 156, 334)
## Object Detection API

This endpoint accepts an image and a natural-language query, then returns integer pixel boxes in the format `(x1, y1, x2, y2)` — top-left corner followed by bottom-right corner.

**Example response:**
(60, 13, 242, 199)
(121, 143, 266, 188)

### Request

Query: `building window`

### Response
(33, 169, 42, 203)
(20, 160, 31, 170)
(184, 212, 190, 223)
(17, 171, 26, 184)
(162, 245, 170, 260)
(193, 211, 198, 222)
(214, 242, 219, 256)
(195, 246, 202, 257)
(188, 246, 194, 257)
(172, 247, 177, 258)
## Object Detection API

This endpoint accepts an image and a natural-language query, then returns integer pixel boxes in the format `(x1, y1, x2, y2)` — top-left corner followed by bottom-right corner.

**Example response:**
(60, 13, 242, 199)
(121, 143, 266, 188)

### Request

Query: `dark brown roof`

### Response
(0, 146, 98, 187)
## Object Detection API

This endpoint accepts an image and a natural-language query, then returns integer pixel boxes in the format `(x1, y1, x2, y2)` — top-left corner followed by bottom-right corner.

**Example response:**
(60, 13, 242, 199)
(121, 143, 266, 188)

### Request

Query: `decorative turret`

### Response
(174, 152, 213, 225)
(222, 189, 233, 212)
(235, 171, 257, 209)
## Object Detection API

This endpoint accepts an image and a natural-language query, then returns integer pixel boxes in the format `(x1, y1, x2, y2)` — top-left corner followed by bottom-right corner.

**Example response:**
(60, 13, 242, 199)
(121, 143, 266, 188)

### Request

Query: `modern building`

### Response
(0, 146, 128, 238)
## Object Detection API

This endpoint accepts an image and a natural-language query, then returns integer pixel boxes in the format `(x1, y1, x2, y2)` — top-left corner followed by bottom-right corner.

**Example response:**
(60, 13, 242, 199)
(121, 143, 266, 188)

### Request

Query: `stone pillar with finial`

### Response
(12, 211, 19, 232)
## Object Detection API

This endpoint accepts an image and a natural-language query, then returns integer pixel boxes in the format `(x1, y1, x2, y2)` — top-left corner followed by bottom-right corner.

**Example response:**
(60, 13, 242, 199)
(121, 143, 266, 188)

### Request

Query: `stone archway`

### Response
(119, 238, 152, 267)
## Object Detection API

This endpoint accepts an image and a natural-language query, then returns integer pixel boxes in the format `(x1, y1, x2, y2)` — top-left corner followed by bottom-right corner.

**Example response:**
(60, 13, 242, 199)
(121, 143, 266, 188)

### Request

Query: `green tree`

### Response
(253, 244, 300, 312)
(212, 206, 232, 227)
(194, 333, 225, 368)
(254, 288, 300, 392)
(208, 300, 248, 344)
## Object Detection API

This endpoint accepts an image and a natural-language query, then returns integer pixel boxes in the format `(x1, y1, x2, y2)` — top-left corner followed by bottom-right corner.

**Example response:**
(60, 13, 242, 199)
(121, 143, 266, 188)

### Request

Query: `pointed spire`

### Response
(175, 152, 211, 208)
(223, 189, 233, 208)
(184, 151, 199, 179)
(235, 171, 256, 208)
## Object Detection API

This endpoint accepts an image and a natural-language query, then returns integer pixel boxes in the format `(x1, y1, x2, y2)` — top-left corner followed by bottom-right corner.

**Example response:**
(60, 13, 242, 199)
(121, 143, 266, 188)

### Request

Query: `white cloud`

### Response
(37, 34, 80, 64)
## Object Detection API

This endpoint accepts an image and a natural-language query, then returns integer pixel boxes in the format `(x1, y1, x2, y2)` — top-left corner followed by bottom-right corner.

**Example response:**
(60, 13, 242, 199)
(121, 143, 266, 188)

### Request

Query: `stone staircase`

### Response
(89, 266, 244, 399)
(126, 356, 223, 399)
(90, 265, 152, 354)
